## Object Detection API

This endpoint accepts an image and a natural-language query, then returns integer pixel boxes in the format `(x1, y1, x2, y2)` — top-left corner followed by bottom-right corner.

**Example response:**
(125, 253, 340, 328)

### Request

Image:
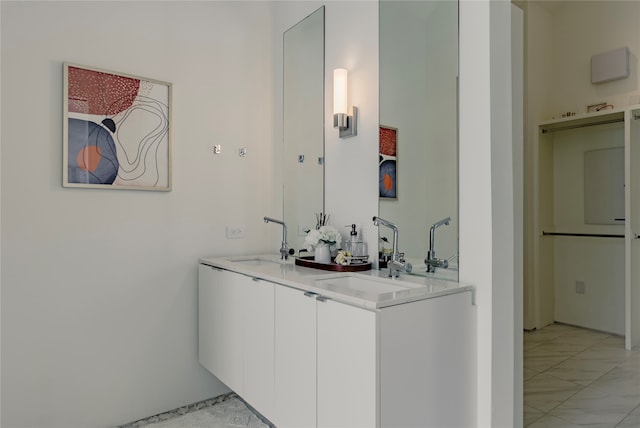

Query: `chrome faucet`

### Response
(425, 217, 450, 272)
(373, 216, 412, 278)
(264, 217, 289, 260)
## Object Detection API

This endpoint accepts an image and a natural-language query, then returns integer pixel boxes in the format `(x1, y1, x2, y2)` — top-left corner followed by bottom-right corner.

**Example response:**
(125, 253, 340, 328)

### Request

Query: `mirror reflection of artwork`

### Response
(379, 126, 397, 199)
(379, 0, 458, 271)
(63, 63, 172, 191)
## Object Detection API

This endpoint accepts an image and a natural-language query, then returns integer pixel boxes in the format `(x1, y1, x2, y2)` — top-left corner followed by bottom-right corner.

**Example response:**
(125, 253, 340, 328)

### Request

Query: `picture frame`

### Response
(63, 62, 172, 191)
(379, 125, 397, 199)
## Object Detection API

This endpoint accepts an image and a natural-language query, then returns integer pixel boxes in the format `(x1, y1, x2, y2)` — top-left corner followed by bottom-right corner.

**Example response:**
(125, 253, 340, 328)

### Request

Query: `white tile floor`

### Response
(524, 323, 640, 427)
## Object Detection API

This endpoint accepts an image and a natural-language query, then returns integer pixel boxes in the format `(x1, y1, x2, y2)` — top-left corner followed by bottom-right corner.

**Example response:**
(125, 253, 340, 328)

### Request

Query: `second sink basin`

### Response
(313, 274, 420, 295)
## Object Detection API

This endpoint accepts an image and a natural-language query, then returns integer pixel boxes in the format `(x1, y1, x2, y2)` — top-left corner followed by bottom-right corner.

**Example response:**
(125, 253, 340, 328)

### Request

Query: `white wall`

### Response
(547, 1, 640, 118)
(512, 4, 525, 425)
(0, 1, 3, 423)
(1, 2, 276, 426)
(460, 0, 518, 426)
(554, 236, 625, 333)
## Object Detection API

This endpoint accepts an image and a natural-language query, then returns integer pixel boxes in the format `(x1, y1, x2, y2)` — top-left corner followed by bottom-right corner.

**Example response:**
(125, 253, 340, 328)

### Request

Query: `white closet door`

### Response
(626, 109, 640, 349)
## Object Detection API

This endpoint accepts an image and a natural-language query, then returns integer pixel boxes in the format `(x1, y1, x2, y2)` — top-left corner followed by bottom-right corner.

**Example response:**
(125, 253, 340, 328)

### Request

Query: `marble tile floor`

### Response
(118, 393, 274, 428)
(524, 323, 640, 427)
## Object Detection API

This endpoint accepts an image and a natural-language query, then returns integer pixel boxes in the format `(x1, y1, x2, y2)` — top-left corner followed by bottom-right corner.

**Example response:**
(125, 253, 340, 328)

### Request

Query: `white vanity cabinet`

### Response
(199, 261, 476, 428)
(273, 285, 377, 428)
(198, 264, 274, 418)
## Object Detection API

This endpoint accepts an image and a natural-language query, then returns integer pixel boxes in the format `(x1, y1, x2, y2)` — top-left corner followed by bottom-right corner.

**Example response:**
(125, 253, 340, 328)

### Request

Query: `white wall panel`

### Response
(1, 2, 274, 426)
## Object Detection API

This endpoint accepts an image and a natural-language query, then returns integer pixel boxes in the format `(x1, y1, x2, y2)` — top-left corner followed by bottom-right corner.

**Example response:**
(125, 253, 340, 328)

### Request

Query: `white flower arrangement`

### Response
(305, 225, 342, 252)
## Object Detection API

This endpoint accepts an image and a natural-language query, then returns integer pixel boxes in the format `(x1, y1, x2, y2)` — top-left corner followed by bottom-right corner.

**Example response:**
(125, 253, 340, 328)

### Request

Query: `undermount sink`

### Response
(313, 274, 421, 295)
(228, 256, 288, 266)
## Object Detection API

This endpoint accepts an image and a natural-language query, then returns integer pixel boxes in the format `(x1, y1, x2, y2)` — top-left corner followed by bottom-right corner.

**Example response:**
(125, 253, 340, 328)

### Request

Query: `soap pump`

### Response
(345, 224, 367, 257)
(349, 224, 358, 241)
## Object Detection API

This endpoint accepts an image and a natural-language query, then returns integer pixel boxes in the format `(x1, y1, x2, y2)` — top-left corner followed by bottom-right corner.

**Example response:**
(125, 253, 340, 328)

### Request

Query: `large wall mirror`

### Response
(379, 0, 459, 276)
(283, 6, 325, 252)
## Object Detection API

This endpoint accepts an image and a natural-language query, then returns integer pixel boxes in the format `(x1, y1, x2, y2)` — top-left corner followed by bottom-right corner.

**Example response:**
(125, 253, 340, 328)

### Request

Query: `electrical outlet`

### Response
(575, 281, 586, 294)
(226, 225, 245, 239)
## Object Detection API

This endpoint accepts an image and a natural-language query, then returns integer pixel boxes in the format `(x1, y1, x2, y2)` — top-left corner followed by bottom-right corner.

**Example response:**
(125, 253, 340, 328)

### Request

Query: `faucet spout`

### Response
(373, 216, 398, 257)
(264, 216, 289, 260)
(426, 217, 451, 272)
(373, 216, 411, 278)
(431, 216, 451, 229)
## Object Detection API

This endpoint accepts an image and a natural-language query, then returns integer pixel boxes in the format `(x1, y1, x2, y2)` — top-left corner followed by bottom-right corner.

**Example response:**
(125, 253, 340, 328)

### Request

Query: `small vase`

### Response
(314, 243, 331, 264)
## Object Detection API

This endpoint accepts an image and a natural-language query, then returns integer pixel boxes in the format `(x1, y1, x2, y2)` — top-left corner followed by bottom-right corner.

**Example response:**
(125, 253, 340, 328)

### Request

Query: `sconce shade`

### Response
(332, 67, 357, 138)
(333, 68, 348, 115)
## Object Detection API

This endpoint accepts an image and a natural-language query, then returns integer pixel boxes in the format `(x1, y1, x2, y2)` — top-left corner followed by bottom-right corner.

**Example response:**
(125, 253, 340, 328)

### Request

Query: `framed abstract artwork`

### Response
(379, 125, 397, 199)
(63, 63, 172, 191)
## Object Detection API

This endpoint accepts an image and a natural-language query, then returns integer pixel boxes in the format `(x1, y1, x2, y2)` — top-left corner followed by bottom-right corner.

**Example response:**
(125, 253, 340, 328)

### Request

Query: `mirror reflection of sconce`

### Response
(333, 68, 358, 138)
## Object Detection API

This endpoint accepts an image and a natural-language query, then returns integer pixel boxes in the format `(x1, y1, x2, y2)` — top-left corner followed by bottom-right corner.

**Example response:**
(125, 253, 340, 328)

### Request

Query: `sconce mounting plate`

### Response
(338, 106, 358, 138)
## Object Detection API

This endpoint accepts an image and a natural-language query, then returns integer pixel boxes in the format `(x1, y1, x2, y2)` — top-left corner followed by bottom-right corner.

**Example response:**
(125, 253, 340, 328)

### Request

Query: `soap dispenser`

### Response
(345, 224, 367, 258)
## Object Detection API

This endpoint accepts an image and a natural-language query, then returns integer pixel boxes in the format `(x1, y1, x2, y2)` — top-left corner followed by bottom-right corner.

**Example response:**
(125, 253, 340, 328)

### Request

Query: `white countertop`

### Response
(199, 254, 474, 310)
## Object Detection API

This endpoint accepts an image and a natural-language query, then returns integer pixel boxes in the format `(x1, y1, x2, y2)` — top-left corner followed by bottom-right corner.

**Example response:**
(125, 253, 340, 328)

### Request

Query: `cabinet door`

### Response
(242, 276, 275, 418)
(317, 299, 377, 428)
(379, 291, 476, 427)
(274, 286, 317, 428)
(198, 265, 243, 394)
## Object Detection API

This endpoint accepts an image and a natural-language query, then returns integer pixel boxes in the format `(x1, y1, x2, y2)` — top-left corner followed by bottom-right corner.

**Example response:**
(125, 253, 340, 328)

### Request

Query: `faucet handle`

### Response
(404, 261, 412, 273)
(280, 243, 290, 260)
(387, 259, 412, 277)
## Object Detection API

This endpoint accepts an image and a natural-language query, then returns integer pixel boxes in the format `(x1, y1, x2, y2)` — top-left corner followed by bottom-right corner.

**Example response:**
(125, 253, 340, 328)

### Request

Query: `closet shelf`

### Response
(539, 109, 625, 134)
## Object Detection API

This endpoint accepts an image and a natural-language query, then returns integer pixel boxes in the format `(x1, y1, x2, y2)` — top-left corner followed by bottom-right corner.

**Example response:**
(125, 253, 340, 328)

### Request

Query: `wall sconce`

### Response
(333, 68, 358, 138)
